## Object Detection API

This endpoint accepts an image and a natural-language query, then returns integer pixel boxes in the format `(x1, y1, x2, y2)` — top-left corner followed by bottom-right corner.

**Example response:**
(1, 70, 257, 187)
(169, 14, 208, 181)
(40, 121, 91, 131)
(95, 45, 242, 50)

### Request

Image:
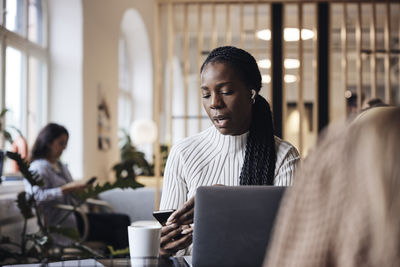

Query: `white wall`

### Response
(81, 0, 155, 182)
(48, 0, 155, 181)
(48, 0, 84, 179)
(121, 9, 154, 160)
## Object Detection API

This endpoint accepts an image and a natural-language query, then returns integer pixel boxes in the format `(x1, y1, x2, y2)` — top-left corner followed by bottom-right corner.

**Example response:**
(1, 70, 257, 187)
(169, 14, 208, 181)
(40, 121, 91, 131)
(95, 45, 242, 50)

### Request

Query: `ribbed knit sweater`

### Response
(160, 126, 300, 210)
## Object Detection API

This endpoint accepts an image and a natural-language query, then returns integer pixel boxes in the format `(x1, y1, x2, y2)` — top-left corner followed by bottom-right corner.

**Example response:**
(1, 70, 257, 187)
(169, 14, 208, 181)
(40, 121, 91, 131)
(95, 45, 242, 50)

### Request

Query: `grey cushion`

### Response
(98, 187, 161, 223)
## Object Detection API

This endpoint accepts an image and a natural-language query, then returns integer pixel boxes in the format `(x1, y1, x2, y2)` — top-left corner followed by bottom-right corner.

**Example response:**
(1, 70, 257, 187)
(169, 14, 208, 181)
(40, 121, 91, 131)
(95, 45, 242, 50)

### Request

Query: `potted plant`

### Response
(0, 108, 13, 181)
(0, 111, 144, 264)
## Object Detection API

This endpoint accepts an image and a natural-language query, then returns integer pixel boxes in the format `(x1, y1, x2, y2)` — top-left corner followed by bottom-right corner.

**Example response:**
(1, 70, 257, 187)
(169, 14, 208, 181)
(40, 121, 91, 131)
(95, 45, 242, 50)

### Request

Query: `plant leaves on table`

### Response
(6, 151, 43, 187)
(72, 242, 104, 258)
(16, 192, 34, 219)
(49, 226, 80, 241)
(25, 233, 49, 246)
(2, 130, 13, 144)
(0, 108, 12, 143)
(107, 245, 129, 256)
(75, 175, 144, 200)
(1, 133, 150, 263)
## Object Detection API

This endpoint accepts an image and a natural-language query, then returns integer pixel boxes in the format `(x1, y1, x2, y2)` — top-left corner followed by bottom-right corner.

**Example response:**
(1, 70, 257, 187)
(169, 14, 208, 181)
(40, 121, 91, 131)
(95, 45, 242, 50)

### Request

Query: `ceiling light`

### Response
(256, 29, 271, 41)
(258, 59, 271, 69)
(256, 28, 314, 42)
(284, 28, 314, 41)
(262, 74, 271, 84)
(262, 74, 297, 83)
(284, 74, 297, 83)
(284, 59, 300, 69)
(258, 58, 299, 69)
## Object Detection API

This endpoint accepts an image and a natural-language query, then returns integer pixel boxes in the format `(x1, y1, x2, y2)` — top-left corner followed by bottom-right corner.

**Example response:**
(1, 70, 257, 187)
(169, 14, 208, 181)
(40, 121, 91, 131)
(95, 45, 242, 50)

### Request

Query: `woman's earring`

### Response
(251, 90, 256, 104)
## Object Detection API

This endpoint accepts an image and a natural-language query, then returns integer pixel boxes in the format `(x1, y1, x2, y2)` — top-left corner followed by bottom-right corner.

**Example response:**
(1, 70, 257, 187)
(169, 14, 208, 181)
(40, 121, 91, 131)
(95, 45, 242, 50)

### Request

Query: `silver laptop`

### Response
(192, 186, 286, 267)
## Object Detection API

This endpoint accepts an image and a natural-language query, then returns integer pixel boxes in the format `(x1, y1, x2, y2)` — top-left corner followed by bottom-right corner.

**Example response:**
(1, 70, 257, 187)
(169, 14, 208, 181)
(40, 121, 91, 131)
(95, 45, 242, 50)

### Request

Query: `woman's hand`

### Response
(61, 181, 88, 195)
(160, 224, 193, 257)
(166, 196, 195, 225)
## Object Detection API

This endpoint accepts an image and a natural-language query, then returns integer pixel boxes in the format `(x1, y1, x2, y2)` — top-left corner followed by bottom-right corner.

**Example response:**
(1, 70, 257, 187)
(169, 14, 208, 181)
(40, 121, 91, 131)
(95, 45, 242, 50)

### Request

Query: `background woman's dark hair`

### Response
(201, 46, 276, 185)
(30, 123, 69, 162)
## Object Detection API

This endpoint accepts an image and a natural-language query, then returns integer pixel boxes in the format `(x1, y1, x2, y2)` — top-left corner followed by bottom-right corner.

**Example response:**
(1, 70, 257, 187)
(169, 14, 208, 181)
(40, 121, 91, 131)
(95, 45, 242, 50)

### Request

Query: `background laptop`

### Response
(191, 186, 286, 267)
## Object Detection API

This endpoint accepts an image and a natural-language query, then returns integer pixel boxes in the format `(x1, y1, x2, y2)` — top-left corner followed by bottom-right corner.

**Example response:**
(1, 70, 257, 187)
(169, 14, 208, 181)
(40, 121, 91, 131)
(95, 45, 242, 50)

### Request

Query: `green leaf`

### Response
(16, 192, 34, 219)
(3, 130, 13, 143)
(72, 242, 104, 258)
(26, 234, 48, 246)
(49, 226, 80, 241)
(74, 173, 144, 200)
(0, 108, 9, 118)
(6, 151, 43, 187)
(107, 245, 129, 256)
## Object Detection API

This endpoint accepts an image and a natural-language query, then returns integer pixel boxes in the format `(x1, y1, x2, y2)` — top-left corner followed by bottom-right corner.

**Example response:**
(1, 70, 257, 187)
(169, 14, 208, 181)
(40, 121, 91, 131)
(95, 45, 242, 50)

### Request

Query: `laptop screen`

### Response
(192, 186, 286, 267)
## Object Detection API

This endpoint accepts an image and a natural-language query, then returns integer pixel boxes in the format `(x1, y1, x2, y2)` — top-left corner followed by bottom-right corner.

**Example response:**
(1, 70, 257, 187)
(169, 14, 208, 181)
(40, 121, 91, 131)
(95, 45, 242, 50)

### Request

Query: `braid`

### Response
(202, 46, 276, 185)
(240, 96, 276, 185)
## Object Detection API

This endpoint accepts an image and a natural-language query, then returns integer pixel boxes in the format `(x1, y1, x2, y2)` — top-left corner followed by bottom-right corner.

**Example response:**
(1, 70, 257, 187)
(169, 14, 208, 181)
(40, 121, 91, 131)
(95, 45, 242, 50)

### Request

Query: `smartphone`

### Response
(86, 177, 97, 185)
(152, 209, 175, 225)
(153, 209, 185, 239)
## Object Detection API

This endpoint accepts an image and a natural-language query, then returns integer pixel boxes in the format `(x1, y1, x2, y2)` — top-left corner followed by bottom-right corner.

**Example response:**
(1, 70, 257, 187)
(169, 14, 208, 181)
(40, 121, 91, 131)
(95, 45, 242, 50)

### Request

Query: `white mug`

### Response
(128, 220, 162, 266)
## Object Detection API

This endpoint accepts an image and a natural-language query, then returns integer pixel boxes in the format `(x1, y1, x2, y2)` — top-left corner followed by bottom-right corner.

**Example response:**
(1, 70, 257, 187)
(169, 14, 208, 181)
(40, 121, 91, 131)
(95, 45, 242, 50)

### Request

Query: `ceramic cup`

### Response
(128, 220, 162, 266)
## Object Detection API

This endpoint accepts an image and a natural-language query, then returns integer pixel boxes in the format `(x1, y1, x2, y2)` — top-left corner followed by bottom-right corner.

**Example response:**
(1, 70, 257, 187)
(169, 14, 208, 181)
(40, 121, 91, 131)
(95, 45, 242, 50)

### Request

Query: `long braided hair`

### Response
(200, 46, 276, 185)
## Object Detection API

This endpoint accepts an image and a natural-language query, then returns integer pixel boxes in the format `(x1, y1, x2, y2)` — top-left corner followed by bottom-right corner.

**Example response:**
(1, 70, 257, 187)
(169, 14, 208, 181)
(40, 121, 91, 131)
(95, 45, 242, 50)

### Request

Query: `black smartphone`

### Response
(153, 209, 175, 225)
(153, 209, 185, 239)
(86, 177, 97, 185)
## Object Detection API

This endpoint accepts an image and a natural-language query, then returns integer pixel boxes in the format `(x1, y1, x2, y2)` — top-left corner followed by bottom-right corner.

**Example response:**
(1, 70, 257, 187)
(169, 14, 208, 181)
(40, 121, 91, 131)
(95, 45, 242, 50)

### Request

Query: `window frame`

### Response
(0, 0, 48, 171)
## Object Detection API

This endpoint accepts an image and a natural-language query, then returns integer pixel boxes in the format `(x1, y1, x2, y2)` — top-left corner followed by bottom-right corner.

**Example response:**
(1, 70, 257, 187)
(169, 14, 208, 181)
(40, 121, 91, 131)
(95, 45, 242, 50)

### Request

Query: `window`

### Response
(5, 0, 25, 35)
(118, 36, 133, 133)
(155, 1, 400, 157)
(1, 0, 48, 174)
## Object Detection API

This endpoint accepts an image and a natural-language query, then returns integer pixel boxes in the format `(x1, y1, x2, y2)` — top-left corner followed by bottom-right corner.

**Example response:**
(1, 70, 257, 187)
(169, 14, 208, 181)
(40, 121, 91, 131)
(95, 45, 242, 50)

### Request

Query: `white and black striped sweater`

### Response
(160, 126, 300, 210)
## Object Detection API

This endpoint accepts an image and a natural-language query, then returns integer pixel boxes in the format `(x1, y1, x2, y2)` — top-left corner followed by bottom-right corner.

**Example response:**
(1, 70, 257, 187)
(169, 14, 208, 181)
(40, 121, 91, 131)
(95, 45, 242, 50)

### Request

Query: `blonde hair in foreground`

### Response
(264, 106, 400, 267)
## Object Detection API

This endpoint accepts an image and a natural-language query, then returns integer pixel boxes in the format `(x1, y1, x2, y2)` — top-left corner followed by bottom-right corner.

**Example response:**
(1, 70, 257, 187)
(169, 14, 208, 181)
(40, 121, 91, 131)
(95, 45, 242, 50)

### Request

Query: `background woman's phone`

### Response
(86, 177, 97, 185)
(152, 209, 175, 225)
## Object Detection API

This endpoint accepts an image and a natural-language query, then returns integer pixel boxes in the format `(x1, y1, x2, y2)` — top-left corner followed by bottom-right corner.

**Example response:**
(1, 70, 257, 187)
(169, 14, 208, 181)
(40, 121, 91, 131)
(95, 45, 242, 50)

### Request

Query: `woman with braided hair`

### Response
(159, 46, 300, 256)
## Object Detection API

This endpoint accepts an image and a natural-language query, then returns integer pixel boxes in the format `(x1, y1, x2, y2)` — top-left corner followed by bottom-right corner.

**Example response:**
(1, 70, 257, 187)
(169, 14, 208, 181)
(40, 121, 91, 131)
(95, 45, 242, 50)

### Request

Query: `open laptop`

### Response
(190, 186, 286, 267)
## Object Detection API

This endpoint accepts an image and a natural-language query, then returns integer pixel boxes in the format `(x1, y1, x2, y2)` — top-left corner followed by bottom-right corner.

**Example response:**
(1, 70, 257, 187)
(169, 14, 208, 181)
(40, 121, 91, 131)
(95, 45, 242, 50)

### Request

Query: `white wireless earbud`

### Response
(251, 90, 257, 104)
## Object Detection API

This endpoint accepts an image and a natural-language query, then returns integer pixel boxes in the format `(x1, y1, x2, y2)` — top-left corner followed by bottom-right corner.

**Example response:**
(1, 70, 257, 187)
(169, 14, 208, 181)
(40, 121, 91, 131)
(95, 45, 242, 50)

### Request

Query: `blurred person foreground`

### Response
(264, 106, 400, 267)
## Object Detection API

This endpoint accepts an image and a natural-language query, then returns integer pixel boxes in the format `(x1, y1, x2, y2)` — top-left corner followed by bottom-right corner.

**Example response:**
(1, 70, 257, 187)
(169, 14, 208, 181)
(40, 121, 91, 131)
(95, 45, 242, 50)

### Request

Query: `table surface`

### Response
(98, 256, 189, 267)
(2, 257, 189, 267)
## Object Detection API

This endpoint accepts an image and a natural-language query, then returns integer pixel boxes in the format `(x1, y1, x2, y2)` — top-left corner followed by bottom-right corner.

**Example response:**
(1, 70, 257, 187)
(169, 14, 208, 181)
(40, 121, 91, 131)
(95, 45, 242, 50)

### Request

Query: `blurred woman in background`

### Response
(26, 123, 130, 249)
(27, 123, 87, 245)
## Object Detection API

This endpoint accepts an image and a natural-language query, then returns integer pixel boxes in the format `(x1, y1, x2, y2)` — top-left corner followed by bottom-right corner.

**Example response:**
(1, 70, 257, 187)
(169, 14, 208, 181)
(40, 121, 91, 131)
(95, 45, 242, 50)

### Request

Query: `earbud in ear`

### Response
(251, 90, 257, 104)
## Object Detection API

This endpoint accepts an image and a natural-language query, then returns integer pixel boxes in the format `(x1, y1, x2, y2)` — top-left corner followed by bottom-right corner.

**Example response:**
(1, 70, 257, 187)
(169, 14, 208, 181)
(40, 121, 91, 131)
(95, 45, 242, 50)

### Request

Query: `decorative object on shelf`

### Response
(97, 84, 111, 151)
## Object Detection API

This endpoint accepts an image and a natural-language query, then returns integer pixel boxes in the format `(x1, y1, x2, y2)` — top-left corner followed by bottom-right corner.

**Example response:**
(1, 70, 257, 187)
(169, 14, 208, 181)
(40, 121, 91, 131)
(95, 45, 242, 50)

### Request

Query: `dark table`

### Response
(98, 256, 189, 267)
(2, 257, 189, 267)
